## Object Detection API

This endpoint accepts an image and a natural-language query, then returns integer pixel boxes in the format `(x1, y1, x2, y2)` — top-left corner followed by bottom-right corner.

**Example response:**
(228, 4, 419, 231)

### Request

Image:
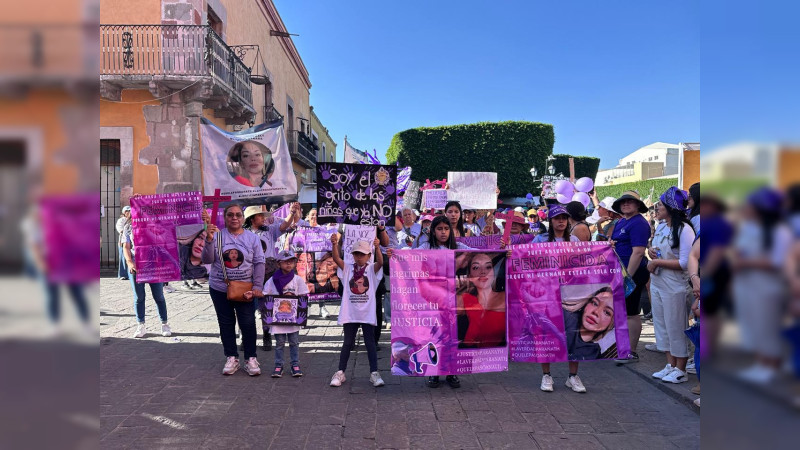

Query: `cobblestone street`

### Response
(100, 278, 700, 449)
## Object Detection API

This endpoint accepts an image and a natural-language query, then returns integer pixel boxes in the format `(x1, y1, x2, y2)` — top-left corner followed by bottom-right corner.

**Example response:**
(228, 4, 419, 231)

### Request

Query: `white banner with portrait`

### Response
(200, 119, 298, 200)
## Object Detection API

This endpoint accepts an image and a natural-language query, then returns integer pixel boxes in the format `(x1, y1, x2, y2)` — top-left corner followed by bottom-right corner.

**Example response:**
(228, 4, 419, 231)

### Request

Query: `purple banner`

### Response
(130, 192, 203, 283)
(317, 162, 397, 226)
(41, 194, 100, 283)
(456, 234, 534, 249)
(507, 241, 630, 362)
(390, 250, 509, 376)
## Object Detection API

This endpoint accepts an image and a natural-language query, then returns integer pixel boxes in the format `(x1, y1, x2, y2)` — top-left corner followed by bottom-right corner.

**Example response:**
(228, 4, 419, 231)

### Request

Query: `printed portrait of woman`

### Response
(349, 274, 369, 295)
(455, 252, 507, 349)
(223, 248, 244, 269)
(227, 140, 275, 188)
(176, 224, 208, 280)
(297, 251, 341, 296)
(561, 285, 617, 360)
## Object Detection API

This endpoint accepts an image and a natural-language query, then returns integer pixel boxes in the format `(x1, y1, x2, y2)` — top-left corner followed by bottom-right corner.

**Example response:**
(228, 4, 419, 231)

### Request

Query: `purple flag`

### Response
(390, 250, 509, 376)
(131, 192, 203, 283)
(506, 241, 630, 362)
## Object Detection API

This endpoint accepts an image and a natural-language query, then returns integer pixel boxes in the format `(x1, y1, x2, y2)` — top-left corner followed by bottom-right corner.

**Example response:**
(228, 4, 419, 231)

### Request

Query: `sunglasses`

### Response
(226, 212, 243, 218)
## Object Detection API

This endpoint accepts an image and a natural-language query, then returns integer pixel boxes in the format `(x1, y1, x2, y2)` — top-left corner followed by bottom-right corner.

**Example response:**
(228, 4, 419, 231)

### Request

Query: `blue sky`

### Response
(276, 1, 700, 169)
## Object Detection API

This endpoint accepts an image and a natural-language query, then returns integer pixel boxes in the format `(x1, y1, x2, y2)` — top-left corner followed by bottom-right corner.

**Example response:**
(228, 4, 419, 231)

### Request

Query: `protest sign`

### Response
(506, 241, 630, 362)
(130, 192, 204, 283)
(258, 295, 309, 327)
(402, 181, 423, 211)
(456, 234, 534, 250)
(316, 162, 397, 226)
(447, 172, 497, 210)
(343, 225, 377, 265)
(200, 118, 297, 201)
(289, 227, 336, 253)
(41, 193, 100, 283)
(541, 175, 568, 200)
(422, 189, 448, 210)
(390, 250, 509, 376)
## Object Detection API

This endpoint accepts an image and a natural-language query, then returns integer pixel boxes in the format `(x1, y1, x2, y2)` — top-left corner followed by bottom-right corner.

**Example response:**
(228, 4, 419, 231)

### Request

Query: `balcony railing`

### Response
(287, 130, 319, 169)
(264, 104, 283, 123)
(100, 24, 252, 108)
(0, 24, 97, 82)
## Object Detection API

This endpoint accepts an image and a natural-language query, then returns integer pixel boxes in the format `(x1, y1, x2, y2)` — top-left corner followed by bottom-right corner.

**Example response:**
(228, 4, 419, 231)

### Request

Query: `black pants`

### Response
(375, 277, 386, 343)
(210, 287, 257, 359)
(339, 323, 378, 372)
(625, 266, 651, 316)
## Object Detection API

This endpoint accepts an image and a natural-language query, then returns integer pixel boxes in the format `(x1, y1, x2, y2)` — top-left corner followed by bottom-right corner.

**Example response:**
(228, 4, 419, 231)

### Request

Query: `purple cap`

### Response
(548, 204, 569, 219)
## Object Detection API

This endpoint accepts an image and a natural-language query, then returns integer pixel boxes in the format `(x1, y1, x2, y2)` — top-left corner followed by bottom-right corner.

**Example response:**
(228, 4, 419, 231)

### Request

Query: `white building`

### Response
(596, 142, 682, 186)
(618, 142, 682, 175)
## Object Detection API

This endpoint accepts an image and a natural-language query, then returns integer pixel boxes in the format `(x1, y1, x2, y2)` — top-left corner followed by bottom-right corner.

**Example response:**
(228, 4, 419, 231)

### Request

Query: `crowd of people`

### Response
(119, 180, 760, 407)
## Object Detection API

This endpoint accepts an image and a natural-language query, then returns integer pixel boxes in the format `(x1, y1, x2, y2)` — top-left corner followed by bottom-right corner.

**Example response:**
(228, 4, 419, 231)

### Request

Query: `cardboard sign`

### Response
(423, 189, 448, 210)
(258, 295, 309, 327)
(402, 181, 423, 211)
(316, 163, 397, 226)
(447, 172, 497, 209)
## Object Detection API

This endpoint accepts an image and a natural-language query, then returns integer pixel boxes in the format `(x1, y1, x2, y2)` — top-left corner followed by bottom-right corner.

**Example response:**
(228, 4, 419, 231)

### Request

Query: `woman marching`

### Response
(202, 204, 266, 376)
(647, 187, 697, 384)
(531, 205, 586, 392)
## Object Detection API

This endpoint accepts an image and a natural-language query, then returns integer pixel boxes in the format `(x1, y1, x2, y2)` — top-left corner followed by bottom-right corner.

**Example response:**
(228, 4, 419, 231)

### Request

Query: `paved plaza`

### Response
(100, 278, 700, 449)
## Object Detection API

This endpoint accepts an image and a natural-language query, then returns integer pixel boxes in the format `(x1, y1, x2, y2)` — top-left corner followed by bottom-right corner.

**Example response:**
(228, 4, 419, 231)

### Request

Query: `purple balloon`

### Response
(575, 177, 594, 193)
(556, 193, 571, 204)
(555, 180, 574, 196)
(572, 192, 591, 207)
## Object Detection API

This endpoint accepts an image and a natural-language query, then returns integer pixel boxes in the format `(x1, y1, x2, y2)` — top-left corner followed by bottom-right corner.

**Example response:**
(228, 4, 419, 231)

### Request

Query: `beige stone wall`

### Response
(311, 108, 337, 163)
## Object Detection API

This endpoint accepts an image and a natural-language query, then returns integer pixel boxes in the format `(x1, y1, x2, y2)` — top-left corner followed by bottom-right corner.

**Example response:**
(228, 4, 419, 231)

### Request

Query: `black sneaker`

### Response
(446, 375, 461, 389)
(615, 352, 640, 365)
(427, 376, 440, 388)
(271, 366, 283, 378)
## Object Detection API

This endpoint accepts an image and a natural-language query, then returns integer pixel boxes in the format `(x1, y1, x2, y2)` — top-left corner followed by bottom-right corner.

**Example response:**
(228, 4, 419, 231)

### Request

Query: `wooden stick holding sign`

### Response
(203, 189, 232, 230)
(494, 210, 527, 248)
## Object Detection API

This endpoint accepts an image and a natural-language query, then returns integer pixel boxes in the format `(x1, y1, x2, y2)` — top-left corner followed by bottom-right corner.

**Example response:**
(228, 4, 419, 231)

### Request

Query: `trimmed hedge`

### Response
(532, 154, 600, 183)
(386, 121, 555, 197)
(596, 177, 680, 202)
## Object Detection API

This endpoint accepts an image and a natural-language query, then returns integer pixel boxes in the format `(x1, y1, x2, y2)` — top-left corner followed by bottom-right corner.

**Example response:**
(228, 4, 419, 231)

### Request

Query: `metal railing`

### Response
(287, 130, 318, 167)
(264, 104, 283, 123)
(0, 24, 97, 79)
(100, 24, 252, 106)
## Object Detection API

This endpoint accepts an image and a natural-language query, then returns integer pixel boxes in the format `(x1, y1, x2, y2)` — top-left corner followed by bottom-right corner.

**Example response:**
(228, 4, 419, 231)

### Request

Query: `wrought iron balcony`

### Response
(287, 130, 319, 169)
(264, 104, 284, 123)
(100, 24, 254, 118)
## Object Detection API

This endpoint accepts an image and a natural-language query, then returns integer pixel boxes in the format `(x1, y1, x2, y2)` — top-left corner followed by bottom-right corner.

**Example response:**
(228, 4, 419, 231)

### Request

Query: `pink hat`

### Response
(537, 210, 546, 220)
(421, 214, 434, 222)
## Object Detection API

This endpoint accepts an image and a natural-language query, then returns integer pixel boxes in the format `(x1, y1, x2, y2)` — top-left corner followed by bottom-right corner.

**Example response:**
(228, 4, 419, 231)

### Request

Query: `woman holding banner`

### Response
(456, 252, 507, 349)
(532, 205, 586, 393)
(202, 204, 266, 377)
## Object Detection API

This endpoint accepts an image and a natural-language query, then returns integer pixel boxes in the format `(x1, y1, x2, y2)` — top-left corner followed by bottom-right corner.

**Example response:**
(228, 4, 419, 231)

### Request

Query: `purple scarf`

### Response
(272, 269, 296, 295)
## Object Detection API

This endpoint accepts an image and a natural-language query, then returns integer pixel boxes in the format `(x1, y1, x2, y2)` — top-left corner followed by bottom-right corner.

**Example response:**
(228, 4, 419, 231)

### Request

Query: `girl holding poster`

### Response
(456, 252, 507, 349)
(329, 234, 386, 388)
(533, 205, 586, 393)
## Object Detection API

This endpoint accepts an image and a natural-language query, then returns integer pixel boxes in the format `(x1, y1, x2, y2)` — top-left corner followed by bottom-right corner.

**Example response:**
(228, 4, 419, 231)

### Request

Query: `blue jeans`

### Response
(118, 246, 128, 278)
(209, 287, 257, 359)
(46, 282, 90, 324)
(274, 332, 300, 367)
(129, 274, 167, 324)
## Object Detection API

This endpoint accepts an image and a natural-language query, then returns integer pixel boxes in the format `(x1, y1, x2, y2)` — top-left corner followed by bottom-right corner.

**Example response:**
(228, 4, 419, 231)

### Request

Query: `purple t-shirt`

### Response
(611, 214, 650, 268)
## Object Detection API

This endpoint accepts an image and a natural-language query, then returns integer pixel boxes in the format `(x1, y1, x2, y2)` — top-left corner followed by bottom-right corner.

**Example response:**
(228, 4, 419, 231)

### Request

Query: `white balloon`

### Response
(556, 193, 571, 204)
(575, 177, 594, 193)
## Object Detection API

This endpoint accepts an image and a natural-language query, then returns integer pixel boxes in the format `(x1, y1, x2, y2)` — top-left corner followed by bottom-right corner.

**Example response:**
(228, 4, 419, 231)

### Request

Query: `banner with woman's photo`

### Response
(289, 227, 342, 302)
(200, 118, 297, 201)
(506, 241, 630, 362)
(390, 250, 509, 377)
(130, 192, 204, 283)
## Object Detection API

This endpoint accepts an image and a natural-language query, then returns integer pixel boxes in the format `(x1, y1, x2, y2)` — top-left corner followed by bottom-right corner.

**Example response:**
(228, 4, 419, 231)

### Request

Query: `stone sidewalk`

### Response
(100, 278, 699, 449)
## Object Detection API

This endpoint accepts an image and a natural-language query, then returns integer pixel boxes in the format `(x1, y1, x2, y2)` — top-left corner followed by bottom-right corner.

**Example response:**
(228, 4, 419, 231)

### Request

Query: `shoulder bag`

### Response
(218, 232, 253, 301)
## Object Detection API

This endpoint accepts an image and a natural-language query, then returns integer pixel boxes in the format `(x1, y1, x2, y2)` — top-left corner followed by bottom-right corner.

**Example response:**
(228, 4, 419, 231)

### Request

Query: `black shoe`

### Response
(427, 376, 440, 388)
(643, 312, 653, 321)
(262, 336, 272, 351)
(446, 375, 461, 389)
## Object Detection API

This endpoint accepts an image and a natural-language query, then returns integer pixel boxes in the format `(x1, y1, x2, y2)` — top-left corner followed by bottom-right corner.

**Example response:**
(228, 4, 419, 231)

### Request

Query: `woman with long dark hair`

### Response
(687, 183, 700, 234)
(444, 201, 469, 238)
(647, 187, 696, 384)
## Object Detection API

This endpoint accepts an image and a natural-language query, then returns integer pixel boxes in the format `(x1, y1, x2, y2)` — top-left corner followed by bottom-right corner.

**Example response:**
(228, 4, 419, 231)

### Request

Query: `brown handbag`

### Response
(218, 233, 254, 301)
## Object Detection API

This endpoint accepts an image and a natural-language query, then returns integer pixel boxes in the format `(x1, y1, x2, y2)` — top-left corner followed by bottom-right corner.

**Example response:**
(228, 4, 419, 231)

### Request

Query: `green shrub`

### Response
(386, 121, 555, 197)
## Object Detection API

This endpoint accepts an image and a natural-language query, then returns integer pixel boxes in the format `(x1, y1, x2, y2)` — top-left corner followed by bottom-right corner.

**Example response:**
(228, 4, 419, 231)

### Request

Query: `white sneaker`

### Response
(737, 364, 776, 385)
(693, 398, 700, 407)
(163, 285, 176, 293)
(161, 323, 172, 337)
(330, 370, 346, 387)
(565, 375, 587, 393)
(133, 323, 146, 338)
(222, 356, 239, 375)
(652, 364, 674, 379)
(540, 374, 554, 392)
(686, 360, 696, 374)
(370, 371, 385, 387)
(645, 343, 665, 353)
(661, 368, 688, 384)
(245, 357, 261, 376)
(320, 305, 330, 319)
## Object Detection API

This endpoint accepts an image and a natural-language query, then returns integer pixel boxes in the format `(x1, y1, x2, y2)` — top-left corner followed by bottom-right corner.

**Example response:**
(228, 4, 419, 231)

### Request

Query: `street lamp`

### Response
(529, 166, 537, 178)
(547, 164, 555, 175)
